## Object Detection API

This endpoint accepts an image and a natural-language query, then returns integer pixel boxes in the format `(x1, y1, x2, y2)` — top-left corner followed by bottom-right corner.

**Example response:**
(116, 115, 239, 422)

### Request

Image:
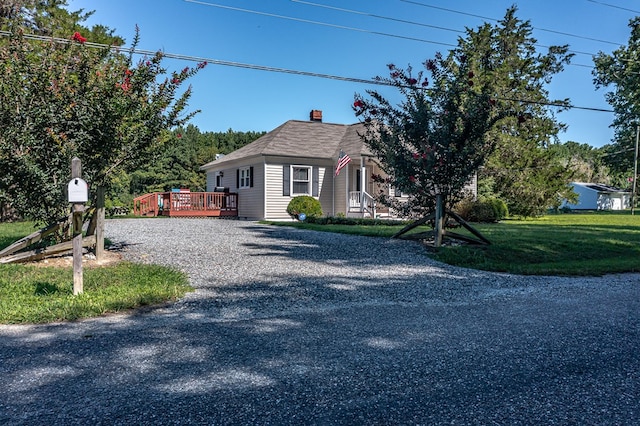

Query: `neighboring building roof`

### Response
(572, 182, 629, 194)
(201, 119, 372, 169)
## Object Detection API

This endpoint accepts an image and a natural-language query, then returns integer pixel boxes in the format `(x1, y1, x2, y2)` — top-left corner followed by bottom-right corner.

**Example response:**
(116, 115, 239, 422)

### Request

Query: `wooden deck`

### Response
(133, 191, 238, 218)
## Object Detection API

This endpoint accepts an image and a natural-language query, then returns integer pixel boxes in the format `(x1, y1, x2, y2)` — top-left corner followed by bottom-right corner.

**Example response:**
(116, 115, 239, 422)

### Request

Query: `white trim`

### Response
(239, 166, 251, 189)
(291, 164, 312, 196)
(262, 157, 267, 220)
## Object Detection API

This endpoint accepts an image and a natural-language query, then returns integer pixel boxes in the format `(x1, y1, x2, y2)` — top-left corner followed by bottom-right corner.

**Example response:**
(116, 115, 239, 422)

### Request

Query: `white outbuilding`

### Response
(562, 182, 631, 211)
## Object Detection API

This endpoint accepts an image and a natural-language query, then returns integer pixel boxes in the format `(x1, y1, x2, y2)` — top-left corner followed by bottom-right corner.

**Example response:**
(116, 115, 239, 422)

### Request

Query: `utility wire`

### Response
(184, 0, 605, 71)
(0, 30, 389, 86)
(295, 0, 603, 59)
(291, 0, 465, 35)
(586, 0, 640, 14)
(400, 0, 624, 46)
(184, 0, 456, 48)
(0, 30, 614, 113)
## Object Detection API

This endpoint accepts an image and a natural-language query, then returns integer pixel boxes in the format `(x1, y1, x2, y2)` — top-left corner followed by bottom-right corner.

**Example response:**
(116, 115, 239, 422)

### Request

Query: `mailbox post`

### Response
(69, 157, 88, 295)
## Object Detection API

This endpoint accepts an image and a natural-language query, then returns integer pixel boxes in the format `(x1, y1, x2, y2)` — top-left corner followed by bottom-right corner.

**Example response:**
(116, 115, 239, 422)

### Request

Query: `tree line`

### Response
(119, 126, 264, 207)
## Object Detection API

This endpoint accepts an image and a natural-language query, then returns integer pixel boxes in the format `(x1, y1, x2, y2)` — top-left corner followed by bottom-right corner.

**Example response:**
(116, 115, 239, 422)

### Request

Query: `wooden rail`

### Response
(133, 191, 238, 217)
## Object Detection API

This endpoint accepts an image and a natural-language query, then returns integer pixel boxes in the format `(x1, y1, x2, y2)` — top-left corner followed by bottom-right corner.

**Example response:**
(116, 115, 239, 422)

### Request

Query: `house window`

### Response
(238, 167, 253, 189)
(292, 166, 311, 195)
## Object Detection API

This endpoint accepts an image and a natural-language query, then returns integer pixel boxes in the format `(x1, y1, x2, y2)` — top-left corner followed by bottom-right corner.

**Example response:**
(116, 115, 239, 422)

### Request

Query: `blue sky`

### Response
(66, 0, 639, 147)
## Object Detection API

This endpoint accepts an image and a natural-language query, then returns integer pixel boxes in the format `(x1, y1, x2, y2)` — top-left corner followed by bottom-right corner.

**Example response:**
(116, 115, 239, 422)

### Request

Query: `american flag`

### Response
(335, 150, 352, 176)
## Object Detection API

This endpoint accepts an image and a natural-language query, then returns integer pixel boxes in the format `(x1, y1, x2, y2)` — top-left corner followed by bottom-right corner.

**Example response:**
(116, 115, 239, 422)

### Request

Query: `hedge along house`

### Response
(200, 110, 393, 220)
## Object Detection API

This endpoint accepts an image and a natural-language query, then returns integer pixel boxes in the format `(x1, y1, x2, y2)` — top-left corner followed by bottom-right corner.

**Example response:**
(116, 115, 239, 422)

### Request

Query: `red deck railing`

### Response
(133, 191, 238, 217)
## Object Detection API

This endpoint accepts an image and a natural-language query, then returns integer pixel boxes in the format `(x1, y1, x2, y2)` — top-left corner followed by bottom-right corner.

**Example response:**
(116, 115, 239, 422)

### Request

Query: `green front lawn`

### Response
(264, 212, 640, 276)
(0, 222, 193, 324)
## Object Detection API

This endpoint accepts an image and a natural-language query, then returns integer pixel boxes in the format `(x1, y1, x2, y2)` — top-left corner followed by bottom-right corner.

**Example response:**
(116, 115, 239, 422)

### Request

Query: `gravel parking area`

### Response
(1, 218, 638, 425)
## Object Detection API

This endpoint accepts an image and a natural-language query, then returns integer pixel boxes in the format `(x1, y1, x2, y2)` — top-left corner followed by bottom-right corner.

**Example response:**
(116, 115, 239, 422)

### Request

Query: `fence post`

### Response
(71, 157, 84, 295)
(434, 193, 444, 248)
(95, 187, 105, 260)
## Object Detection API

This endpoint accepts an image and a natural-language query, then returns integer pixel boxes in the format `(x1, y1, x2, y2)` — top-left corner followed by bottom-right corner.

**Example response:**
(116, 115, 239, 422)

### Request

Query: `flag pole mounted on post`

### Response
(335, 150, 351, 176)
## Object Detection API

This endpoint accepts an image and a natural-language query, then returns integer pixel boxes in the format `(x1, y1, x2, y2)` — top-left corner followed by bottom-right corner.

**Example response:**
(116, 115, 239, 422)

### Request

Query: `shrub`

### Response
(454, 197, 508, 223)
(306, 216, 408, 226)
(287, 196, 322, 220)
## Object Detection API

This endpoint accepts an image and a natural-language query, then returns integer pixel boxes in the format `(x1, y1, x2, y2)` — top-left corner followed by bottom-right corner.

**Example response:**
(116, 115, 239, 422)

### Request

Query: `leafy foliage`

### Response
(454, 196, 508, 223)
(593, 17, 640, 185)
(355, 7, 572, 220)
(0, 9, 204, 228)
(466, 9, 574, 217)
(287, 196, 322, 220)
(548, 141, 612, 184)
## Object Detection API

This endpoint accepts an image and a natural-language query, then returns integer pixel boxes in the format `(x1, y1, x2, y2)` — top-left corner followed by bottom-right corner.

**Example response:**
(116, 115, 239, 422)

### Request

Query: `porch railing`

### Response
(348, 191, 376, 218)
(133, 191, 238, 217)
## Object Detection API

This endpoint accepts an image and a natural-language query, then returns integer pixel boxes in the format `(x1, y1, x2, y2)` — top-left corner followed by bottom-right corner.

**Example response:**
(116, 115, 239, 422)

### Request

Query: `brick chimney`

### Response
(310, 110, 323, 122)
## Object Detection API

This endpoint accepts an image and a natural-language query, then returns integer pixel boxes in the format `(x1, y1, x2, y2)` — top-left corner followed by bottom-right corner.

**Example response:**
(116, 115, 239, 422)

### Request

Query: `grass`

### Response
(0, 221, 193, 324)
(263, 212, 640, 276)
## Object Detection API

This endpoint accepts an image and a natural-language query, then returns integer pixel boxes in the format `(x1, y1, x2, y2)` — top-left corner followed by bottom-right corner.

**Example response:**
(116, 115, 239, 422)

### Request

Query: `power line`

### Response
(296, 0, 604, 59)
(0, 30, 615, 114)
(586, 0, 640, 14)
(400, 0, 624, 46)
(0, 30, 387, 86)
(184, 0, 608, 72)
(184, 0, 456, 48)
(291, 0, 465, 35)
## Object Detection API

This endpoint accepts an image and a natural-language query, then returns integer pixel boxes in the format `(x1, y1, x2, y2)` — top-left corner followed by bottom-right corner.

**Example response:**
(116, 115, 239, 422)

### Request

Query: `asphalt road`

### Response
(0, 219, 638, 425)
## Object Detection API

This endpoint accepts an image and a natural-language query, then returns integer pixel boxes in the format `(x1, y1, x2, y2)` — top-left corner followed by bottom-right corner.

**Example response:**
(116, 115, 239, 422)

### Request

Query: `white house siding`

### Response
(318, 166, 333, 216)
(205, 171, 232, 192)
(463, 173, 478, 197)
(264, 159, 333, 220)
(572, 185, 599, 209)
(205, 172, 216, 191)
(265, 163, 290, 220)
(334, 168, 348, 216)
(233, 162, 264, 220)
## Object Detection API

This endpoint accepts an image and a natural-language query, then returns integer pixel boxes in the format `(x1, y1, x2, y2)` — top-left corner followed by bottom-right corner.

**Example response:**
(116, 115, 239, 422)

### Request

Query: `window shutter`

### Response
(236, 169, 239, 188)
(283, 165, 290, 196)
(312, 167, 319, 197)
(249, 166, 254, 188)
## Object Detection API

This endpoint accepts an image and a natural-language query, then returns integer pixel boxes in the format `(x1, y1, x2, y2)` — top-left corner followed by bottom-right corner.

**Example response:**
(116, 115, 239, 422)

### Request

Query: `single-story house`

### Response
(561, 182, 631, 211)
(200, 110, 476, 220)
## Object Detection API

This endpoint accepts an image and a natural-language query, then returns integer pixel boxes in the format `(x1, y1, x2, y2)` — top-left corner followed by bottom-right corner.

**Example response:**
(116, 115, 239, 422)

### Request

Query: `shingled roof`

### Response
(201, 119, 372, 169)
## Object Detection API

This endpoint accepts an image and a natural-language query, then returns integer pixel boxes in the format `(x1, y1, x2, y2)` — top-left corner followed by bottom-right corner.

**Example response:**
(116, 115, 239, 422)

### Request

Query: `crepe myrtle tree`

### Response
(0, 20, 206, 231)
(354, 56, 524, 223)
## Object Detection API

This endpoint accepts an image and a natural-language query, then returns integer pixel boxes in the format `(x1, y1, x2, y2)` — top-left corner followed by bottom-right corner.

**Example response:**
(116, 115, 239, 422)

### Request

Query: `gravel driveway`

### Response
(1, 218, 638, 425)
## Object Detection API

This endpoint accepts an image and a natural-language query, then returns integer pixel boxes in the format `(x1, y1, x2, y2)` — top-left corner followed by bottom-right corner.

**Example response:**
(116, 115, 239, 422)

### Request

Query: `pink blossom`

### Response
(71, 32, 87, 43)
(425, 59, 436, 71)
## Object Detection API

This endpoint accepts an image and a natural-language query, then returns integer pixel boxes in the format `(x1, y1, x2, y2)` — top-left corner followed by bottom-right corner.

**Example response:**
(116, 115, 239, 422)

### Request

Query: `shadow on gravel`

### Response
(240, 224, 439, 268)
(1, 282, 638, 425)
(4, 220, 632, 424)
